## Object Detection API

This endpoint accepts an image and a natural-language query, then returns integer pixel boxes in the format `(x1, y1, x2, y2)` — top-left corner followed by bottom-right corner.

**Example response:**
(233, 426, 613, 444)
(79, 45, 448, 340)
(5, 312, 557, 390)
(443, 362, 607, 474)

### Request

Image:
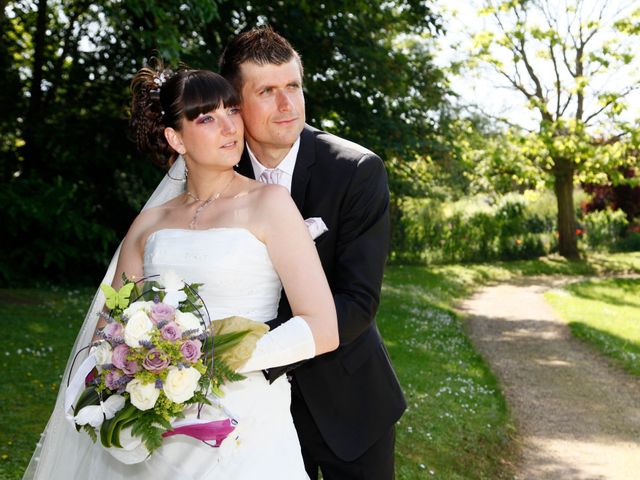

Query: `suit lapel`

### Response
(290, 125, 316, 212)
(235, 147, 255, 179)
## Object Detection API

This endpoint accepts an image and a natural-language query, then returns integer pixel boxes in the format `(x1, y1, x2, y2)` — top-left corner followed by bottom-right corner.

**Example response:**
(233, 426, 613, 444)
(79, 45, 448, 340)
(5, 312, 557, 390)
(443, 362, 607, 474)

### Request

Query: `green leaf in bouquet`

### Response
(82, 424, 97, 443)
(130, 412, 167, 453)
(211, 330, 251, 354)
(100, 416, 114, 448)
(208, 358, 247, 396)
(180, 283, 204, 313)
(105, 402, 141, 448)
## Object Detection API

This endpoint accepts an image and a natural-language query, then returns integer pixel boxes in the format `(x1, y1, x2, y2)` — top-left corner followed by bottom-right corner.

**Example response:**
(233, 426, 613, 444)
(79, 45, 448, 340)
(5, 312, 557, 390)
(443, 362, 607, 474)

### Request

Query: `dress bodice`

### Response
(143, 227, 282, 323)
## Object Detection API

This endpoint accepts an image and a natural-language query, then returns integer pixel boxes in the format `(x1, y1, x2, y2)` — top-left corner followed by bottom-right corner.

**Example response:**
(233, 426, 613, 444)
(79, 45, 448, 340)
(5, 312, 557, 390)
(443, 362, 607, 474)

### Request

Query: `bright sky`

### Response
(432, 0, 640, 132)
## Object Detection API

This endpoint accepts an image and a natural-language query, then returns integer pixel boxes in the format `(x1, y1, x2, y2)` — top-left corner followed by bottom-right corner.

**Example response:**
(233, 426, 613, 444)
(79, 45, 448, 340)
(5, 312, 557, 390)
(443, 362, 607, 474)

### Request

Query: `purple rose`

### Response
(160, 321, 182, 341)
(142, 348, 170, 373)
(103, 322, 124, 341)
(180, 339, 203, 363)
(112, 344, 129, 369)
(112, 344, 138, 375)
(150, 303, 175, 324)
(105, 370, 124, 390)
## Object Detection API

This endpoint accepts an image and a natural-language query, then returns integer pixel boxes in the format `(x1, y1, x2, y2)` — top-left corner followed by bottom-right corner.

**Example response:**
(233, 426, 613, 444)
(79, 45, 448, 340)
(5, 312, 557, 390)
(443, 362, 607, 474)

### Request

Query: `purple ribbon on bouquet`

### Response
(162, 418, 236, 446)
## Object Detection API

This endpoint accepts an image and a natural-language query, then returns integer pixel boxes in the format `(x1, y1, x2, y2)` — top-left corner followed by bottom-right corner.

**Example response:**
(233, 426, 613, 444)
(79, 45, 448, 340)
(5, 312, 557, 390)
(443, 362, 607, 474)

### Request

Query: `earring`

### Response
(167, 156, 188, 182)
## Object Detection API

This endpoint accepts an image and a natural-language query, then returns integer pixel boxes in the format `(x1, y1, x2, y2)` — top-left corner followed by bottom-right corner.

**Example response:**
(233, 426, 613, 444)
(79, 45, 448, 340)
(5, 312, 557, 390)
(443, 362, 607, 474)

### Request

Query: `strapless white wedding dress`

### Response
(69, 228, 308, 479)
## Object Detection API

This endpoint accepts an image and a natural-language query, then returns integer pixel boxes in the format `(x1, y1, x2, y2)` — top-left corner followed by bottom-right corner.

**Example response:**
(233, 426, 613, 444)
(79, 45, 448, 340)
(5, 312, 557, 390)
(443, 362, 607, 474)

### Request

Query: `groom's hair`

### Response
(219, 26, 303, 96)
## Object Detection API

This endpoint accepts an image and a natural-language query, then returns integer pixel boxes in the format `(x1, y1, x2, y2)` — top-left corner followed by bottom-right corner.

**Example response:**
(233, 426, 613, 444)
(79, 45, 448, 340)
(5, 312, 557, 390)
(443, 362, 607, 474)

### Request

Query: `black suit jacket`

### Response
(236, 125, 406, 461)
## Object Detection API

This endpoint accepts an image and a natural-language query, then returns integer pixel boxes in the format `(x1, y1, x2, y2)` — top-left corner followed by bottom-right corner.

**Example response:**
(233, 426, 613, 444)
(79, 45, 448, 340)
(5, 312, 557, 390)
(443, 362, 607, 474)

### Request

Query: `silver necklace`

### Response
(186, 175, 235, 229)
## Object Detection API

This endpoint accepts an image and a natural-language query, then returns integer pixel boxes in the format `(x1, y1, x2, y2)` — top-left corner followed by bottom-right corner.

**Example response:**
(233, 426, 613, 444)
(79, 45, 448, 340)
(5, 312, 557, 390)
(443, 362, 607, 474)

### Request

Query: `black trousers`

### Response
(290, 379, 396, 480)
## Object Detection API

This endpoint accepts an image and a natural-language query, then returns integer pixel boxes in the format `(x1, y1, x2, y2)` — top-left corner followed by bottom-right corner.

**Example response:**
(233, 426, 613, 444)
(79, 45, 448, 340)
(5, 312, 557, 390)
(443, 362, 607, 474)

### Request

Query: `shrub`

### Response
(617, 232, 640, 252)
(582, 209, 628, 251)
(391, 191, 557, 264)
(0, 176, 117, 286)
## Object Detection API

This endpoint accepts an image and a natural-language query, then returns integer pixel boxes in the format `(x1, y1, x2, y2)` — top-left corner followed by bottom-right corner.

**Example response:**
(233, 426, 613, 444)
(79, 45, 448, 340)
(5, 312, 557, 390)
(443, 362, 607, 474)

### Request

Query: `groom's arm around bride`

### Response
(221, 27, 406, 480)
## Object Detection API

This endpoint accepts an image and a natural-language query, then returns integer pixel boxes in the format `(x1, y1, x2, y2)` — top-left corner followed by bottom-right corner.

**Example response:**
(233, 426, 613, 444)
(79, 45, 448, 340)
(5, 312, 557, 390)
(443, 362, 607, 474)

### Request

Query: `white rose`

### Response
(123, 301, 153, 318)
(91, 341, 113, 370)
(125, 379, 160, 411)
(124, 310, 153, 348)
(163, 366, 201, 403)
(175, 310, 203, 335)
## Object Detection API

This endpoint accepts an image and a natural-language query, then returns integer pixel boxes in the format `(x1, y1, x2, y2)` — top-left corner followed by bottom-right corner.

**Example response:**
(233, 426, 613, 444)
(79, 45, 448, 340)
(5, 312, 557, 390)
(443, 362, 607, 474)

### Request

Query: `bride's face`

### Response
(167, 105, 244, 169)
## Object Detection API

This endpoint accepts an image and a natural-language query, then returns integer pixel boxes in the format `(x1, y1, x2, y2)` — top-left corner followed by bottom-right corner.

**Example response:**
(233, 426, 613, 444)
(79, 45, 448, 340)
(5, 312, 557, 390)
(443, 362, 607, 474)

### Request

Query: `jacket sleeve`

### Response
(332, 153, 390, 344)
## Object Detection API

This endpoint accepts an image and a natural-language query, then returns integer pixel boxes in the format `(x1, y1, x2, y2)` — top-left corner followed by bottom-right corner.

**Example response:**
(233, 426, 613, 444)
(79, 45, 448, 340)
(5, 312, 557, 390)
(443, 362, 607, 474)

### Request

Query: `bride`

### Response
(23, 62, 337, 479)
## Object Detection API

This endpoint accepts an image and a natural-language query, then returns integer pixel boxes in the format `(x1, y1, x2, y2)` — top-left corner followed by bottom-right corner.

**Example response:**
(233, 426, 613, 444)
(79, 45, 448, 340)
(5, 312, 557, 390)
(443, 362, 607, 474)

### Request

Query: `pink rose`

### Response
(180, 339, 203, 363)
(112, 344, 138, 375)
(150, 303, 176, 324)
(160, 321, 182, 341)
(142, 348, 170, 373)
(103, 322, 124, 340)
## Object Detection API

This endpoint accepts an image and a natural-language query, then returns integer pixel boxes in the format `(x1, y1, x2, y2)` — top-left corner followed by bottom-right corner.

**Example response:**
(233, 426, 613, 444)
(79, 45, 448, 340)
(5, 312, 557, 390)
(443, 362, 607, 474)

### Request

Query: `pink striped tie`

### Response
(260, 168, 282, 185)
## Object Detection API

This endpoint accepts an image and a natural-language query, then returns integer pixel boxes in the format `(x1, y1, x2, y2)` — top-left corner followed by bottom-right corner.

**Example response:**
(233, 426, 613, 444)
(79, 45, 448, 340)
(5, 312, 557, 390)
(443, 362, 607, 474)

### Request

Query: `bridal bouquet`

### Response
(65, 272, 268, 463)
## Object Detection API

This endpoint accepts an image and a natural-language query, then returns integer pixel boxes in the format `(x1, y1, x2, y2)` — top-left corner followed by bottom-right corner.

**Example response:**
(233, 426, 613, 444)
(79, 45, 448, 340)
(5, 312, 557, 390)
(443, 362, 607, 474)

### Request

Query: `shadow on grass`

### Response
(562, 278, 640, 309)
(569, 321, 640, 376)
(391, 252, 640, 281)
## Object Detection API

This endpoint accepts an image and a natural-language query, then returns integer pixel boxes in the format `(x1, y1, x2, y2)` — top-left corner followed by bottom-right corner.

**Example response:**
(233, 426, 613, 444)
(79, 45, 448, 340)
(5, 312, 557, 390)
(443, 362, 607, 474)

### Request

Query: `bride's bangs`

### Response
(182, 72, 239, 121)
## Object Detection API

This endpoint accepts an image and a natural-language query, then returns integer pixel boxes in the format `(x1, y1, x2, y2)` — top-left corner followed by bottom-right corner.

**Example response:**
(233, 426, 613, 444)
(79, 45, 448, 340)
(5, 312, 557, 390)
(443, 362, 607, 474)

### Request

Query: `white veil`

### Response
(23, 157, 187, 479)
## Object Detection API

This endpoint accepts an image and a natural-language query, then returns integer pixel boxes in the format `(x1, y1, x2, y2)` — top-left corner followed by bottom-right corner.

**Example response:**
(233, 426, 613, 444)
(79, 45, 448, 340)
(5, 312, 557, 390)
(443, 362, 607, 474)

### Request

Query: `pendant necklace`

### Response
(186, 174, 235, 229)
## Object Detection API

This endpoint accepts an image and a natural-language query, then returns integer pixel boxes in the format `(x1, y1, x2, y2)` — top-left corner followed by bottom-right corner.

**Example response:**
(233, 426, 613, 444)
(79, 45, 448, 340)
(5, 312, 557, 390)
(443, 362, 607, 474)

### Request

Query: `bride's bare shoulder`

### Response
(124, 201, 178, 249)
(233, 176, 290, 206)
(245, 184, 293, 221)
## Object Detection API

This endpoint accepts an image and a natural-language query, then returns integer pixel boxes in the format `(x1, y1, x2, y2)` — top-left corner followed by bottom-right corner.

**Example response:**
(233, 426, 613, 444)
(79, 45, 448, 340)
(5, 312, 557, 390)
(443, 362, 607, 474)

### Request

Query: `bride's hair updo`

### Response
(130, 58, 240, 167)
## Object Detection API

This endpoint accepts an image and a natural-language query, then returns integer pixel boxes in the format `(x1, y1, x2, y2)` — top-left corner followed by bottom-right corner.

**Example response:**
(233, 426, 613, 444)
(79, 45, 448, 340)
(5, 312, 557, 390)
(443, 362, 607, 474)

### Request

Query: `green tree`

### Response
(1, 0, 221, 284)
(0, 1, 448, 284)
(468, 0, 640, 258)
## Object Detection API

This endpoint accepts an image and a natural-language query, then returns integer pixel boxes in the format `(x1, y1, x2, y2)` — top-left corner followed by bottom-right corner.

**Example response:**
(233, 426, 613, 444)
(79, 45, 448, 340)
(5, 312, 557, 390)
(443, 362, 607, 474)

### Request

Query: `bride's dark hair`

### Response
(130, 58, 240, 167)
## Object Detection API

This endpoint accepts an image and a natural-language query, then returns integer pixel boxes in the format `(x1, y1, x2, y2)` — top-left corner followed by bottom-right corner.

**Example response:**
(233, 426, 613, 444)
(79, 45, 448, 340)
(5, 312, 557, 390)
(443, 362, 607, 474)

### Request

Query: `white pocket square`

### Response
(304, 217, 328, 241)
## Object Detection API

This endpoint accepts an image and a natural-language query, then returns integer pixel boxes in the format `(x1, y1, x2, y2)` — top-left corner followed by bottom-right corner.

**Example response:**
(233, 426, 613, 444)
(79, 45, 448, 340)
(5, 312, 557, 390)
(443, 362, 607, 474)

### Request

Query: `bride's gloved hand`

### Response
(237, 316, 315, 374)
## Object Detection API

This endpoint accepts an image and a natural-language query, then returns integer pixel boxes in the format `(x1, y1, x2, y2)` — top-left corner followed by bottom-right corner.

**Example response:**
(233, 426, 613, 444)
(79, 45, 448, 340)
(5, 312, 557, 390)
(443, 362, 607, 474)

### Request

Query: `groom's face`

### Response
(239, 59, 305, 155)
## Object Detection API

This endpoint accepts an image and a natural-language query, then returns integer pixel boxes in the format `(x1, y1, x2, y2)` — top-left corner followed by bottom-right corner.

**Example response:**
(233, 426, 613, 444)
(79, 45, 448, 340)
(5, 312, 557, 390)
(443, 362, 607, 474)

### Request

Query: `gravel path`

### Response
(458, 278, 640, 480)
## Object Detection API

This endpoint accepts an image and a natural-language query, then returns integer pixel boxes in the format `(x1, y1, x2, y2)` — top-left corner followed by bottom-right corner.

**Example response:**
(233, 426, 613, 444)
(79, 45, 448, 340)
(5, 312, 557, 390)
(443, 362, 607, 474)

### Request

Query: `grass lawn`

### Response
(0, 287, 93, 480)
(380, 266, 517, 479)
(1, 252, 639, 479)
(545, 277, 640, 376)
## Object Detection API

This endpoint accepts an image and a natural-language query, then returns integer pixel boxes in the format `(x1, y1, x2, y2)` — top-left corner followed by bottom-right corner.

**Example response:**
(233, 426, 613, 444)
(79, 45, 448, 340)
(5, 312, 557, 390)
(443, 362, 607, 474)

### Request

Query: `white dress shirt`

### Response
(246, 138, 300, 193)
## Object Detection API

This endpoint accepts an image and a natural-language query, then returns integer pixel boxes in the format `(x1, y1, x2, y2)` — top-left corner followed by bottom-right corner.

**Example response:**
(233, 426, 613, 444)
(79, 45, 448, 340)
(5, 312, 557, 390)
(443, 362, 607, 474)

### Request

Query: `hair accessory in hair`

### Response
(150, 72, 168, 94)
(154, 73, 167, 86)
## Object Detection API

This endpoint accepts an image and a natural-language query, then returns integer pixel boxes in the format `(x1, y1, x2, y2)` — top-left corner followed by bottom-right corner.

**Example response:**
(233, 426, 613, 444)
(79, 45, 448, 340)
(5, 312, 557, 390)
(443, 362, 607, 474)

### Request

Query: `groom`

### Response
(221, 27, 406, 479)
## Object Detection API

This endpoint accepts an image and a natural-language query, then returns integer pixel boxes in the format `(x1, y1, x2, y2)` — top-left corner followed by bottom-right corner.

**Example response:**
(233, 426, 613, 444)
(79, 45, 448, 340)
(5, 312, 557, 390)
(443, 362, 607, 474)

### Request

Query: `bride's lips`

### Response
(220, 140, 238, 149)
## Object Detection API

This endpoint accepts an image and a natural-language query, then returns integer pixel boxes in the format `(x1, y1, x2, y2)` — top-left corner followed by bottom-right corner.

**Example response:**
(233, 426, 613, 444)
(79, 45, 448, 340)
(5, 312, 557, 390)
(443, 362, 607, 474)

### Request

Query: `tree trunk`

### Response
(553, 156, 579, 259)
(0, 0, 7, 38)
(22, 0, 48, 176)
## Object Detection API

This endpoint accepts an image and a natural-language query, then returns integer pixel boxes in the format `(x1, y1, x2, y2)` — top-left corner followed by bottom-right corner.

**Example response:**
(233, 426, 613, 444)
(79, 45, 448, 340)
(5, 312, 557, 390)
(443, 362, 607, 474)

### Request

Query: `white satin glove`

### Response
(237, 316, 316, 374)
